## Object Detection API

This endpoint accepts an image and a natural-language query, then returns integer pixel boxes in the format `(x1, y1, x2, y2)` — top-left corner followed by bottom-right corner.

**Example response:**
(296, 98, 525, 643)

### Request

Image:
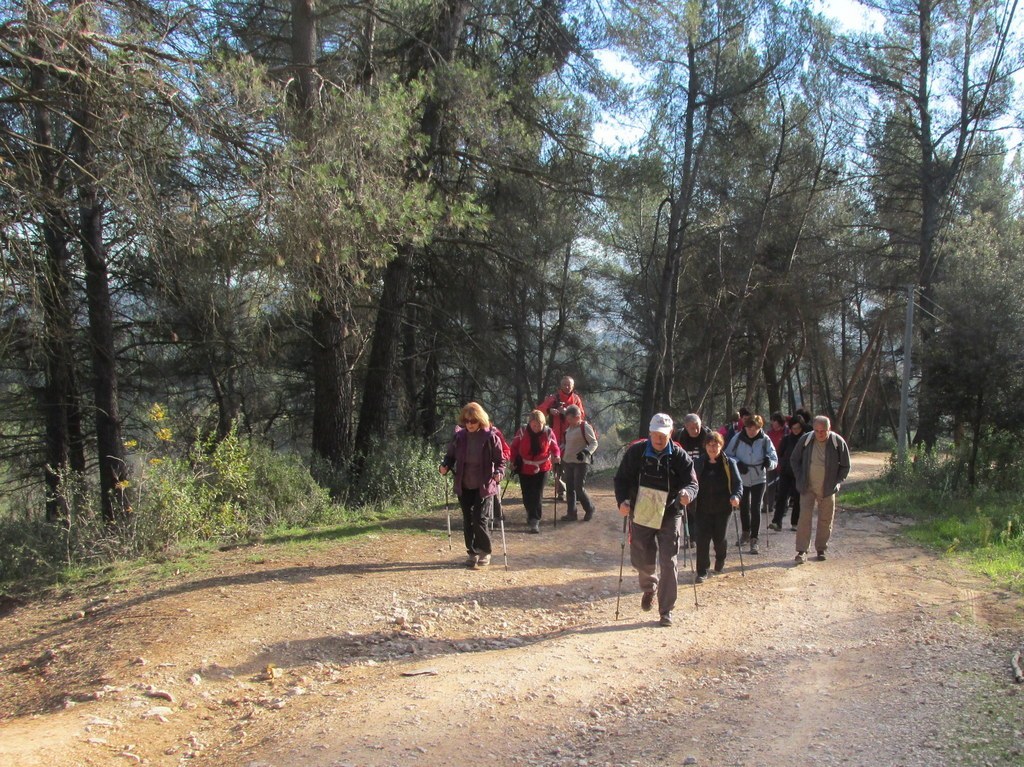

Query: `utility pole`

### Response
(897, 284, 915, 462)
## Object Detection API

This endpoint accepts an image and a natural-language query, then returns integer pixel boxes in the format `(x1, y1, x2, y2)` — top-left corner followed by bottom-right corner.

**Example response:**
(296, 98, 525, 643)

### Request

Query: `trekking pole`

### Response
(684, 507, 692, 569)
(614, 516, 628, 620)
(552, 477, 558, 530)
(731, 506, 746, 576)
(500, 512, 509, 571)
(444, 474, 452, 551)
(684, 506, 698, 608)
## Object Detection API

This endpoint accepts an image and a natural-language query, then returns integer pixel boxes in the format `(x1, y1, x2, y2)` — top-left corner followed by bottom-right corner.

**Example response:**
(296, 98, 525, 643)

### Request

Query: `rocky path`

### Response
(1, 452, 1021, 767)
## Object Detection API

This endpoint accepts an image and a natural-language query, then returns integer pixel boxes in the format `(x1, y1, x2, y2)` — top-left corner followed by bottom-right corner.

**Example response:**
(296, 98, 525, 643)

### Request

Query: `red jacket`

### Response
(537, 389, 585, 444)
(509, 425, 561, 475)
(493, 427, 512, 462)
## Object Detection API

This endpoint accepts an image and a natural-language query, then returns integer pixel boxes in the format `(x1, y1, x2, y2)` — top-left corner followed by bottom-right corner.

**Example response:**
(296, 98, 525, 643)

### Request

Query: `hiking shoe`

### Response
(749, 538, 759, 555)
(768, 522, 782, 531)
(816, 551, 827, 561)
(714, 559, 725, 574)
(790, 524, 798, 531)
(794, 551, 806, 564)
(561, 513, 578, 521)
(466, 555, 479, 567)
(583, 511, 594, 521)
(739, 531, 750, 546)
(695, 572, 707, 584)
(659, 613, 673, 627)
(476, 554, 491, 567)
(640, 591, 655, 612)
(527, 520, 540, 533)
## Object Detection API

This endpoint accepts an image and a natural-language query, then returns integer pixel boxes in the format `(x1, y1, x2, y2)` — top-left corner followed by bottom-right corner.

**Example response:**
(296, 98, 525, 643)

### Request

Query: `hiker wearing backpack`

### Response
(489, 425, 513, 523)
(691, 432, 742, 582)
(789, 415, 851, 563)
(725, 413, 778, 555)
(509, 410, 561, 533)
(769, 415, 807, 531)
(439, 402, 507, 569)
(560, 404, 598, 521)
(614, 413, 699, 627)
(674, 413, 713, 545)
(718, 407, 750, 445)
(537, 376, 585, 500)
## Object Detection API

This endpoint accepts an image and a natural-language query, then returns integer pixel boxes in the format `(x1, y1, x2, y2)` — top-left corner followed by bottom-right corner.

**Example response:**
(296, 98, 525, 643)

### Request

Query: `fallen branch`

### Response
(1012, 649, 1023, 684)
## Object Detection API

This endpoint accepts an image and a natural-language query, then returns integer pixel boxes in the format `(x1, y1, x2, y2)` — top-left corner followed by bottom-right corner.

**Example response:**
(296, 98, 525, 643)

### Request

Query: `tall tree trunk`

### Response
(289, 1, 354, 465)
(310, 293, 351, 463)
(353, 0, 470, 448)
(71, 3, 127, 522)
(354, 253, 411, 449)
(30, 20, 86, 519)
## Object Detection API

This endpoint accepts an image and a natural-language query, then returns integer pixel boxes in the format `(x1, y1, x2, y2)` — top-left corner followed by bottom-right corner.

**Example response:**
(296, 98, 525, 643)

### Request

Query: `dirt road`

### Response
(1, 452, 1022, 766)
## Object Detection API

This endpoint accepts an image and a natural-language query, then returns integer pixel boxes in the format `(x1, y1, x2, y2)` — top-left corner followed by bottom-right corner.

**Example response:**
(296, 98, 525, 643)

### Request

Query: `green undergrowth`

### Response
(0, 428, 446, 596)
(845, 472, 1024, 595)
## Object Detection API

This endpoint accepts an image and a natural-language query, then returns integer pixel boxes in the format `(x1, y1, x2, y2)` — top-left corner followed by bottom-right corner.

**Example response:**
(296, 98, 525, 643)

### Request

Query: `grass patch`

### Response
(848, 478, 1024, 594)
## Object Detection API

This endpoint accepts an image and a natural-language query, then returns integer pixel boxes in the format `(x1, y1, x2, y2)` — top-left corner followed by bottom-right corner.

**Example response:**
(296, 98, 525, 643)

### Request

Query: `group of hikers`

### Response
(439, 377, 852, 627)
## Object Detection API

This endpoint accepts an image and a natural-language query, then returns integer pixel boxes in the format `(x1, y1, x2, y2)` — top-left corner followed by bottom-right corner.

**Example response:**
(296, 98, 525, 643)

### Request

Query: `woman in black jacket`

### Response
(769, 416, 806, 530)
(692, 432, 742, 582)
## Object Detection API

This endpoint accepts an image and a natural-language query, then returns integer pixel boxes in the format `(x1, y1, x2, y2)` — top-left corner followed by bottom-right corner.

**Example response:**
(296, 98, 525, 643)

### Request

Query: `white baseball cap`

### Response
(649, 413, 674, 436)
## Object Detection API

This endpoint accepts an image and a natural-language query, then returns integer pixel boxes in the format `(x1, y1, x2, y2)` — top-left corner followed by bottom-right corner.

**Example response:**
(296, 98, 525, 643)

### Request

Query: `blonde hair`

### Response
(529, 409, 547, 427)
(460, 402, 491, 429)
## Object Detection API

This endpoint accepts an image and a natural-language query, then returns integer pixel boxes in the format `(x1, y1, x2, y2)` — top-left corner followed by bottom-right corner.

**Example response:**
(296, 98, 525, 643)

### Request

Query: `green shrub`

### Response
(132, 428, 333, 543)
(0, 427, 337, 586)
(347, 437, 445, 509)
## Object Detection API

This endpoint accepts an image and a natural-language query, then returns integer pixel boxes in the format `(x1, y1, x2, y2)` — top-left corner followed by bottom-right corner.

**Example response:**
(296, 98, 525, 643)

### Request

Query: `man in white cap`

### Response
(614, 413, 699, 626)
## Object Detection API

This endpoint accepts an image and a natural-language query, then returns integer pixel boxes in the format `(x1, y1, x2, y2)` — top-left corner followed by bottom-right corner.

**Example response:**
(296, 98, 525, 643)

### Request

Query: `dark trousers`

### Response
(764, 472, 778, 518)
(740, 482, 766, 538)
(563, 462, 595, 518)
(458, 487, 492, 556)
(772, 473, 801, 526)
(694, 512, 730, 575)
(519, 471, 547, 521)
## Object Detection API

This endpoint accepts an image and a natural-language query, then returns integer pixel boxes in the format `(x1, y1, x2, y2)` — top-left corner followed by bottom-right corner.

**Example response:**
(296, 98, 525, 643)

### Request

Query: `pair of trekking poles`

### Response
(613, 503, 706, 619)
(443, 473, 509, 572)
(613, 502, 750, 620)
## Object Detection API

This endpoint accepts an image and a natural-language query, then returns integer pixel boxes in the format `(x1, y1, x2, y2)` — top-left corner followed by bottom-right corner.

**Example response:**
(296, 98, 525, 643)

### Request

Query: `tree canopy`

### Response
(1, 0, 1022, 528)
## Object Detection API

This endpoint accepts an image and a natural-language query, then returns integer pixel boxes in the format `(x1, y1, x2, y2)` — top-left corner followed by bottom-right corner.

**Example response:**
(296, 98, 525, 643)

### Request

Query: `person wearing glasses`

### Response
(789, 415, 851, 563)
(440, 402, 507, 568)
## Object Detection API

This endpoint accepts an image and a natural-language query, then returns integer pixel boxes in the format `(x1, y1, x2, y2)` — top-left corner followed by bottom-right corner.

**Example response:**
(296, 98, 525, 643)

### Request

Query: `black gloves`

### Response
(762, 457, 772, 469)
(576, 451, 587, 462)
(736, 460, 748, 472)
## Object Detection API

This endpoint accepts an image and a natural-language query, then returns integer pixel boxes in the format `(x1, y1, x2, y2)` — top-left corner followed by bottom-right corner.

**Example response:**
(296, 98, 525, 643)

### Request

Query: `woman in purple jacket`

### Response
(440, 402, 506, 568)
